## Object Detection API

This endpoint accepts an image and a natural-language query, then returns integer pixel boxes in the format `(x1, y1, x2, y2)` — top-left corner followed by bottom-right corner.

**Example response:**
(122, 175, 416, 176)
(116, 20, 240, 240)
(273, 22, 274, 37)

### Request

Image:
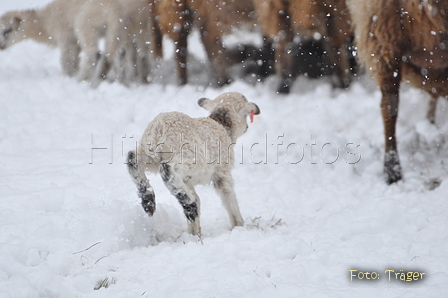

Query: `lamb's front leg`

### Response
(160, 163, 201, 237)
(212, 170, 244, 228)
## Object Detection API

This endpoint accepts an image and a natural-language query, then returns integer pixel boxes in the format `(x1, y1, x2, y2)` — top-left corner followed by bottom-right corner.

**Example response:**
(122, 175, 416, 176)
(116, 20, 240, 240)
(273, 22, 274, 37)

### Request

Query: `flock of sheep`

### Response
(0, 0, 151, 86)
(1, 0, 448, 235)
(0, 0, 356, 91)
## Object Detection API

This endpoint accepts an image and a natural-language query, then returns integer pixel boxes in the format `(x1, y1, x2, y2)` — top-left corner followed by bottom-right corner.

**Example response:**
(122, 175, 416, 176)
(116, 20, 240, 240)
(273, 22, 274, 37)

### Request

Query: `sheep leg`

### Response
(127, 150, 156, 216)
(212, 171, 244, 228)
(160, 163, 201, 237)
(276, 37, 295, 94)
(125, 38, 138, 83)
(77, 33, 102, 83)
(104, 21, 129, 85)
(380, 65, 402, 184)
(151, 18, 164, 60)
(174, 25, 188, 86)
(274, 4, 294, 94)
(134, 42, 151, 84)
(427, 94, 438, 124)
(184, 183, 202, 237)
(60, 36, 80, 77)
(323, 1, 351, 88)
(257, 35, 275, 80)
(77, 47, 100, 82)
(253, 0, 293, 93)
(321, 36, 349, 88)
(123, 16, 149, 83)
(133, 32, 151, 84)
(117, 23, 137, 84)
(198, 21, 231, 87)
(273, 8, 294, 94)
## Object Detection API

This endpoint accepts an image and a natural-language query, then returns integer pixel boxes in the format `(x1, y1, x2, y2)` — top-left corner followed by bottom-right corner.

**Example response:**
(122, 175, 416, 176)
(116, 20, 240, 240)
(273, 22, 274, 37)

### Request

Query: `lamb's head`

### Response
(0, 12, 22, 50)
(198, 92, 260, 140)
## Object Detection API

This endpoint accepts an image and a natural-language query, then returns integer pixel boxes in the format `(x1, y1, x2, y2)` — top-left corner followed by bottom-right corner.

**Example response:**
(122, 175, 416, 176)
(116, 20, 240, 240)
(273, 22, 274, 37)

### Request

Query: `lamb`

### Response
(148, 0, 257, 86)
(127, 92, 260, 237)
(252, 0, 353, 93)
(0, 0, 144, 85)
(349, 0, 448, 184)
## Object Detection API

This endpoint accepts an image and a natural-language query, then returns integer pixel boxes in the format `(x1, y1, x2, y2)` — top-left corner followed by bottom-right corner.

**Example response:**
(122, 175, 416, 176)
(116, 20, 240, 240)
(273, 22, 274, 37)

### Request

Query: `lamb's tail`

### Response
(127, 150, 156, 216)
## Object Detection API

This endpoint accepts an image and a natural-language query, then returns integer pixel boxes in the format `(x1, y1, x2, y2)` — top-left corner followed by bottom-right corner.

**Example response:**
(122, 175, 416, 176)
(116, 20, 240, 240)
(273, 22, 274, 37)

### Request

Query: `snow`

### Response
(1, 0, 448, 297)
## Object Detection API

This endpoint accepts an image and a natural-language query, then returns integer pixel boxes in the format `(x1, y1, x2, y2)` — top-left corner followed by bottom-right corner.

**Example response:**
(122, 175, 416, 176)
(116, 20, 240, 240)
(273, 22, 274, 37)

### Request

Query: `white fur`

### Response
(0, 0, 151, 84)
(117, 0, 152, 84)
(127, 92, 260, 237)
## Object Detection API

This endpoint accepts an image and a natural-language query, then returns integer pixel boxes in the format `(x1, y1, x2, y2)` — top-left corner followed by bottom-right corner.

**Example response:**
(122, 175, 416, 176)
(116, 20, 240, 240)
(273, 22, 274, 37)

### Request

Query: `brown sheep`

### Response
(148, 0, 257, 86)
(349, 0, 448, 184)
(187, 0, 257, 86)
(148, 0, 191, 85)
(252, 0, 353, 93)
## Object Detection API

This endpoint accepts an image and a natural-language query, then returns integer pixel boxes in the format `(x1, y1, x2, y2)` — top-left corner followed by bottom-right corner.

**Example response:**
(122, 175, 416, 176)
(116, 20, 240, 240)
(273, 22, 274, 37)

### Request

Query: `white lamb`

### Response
(127, 92, 260, 237)
(0, 0, 147, 84)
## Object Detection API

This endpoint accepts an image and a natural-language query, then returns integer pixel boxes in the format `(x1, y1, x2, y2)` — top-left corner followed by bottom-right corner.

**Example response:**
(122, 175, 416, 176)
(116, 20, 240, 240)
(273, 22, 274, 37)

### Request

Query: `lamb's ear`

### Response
(240, 102, 260, 116)
(198, 97, 214, 111)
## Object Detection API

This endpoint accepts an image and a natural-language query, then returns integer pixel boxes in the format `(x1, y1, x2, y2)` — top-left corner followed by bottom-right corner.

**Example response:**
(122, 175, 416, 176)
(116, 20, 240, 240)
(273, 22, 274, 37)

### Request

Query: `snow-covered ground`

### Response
(1, 0, 448, 297)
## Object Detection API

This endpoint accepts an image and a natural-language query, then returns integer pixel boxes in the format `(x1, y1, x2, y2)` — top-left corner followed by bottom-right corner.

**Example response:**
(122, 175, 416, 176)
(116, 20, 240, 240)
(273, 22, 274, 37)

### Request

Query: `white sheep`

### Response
(117, 0, 153, 84)
(0, 0, 148, 85)
(127, 92, 260, 237)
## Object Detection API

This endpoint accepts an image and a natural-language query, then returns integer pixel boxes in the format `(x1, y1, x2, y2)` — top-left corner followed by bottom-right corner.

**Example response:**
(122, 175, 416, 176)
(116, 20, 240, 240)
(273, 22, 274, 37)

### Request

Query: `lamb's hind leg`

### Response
(212, 170, 244, 228)
(127, 150, 156, 216)
(160, 163, 201, 237)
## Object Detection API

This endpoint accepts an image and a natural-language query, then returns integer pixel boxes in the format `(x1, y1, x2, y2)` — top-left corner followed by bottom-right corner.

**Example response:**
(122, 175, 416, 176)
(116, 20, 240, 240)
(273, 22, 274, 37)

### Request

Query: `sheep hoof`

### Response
(331, 76, 351, 89)
(215, 77, 232, 87)
(277, 82, 290, 94)
(141, 193, 156, 216)
(235, 220, 244, 227)
(386, 171, 402, 185)
(188, 219, 202, 240)
(384, 161, 403, 184)
(178, 77, 188, 86)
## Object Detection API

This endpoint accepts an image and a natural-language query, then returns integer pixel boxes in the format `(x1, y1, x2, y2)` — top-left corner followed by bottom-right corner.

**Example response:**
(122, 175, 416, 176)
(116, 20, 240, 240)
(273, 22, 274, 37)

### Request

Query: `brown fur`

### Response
(209, 107, 234, 134)
(349, 0, 448, 183)
(253, 0, 353, 93)
(148, 0, 256, 86)
(148, 0, 191, 85)
(188, 0, 256, 85)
